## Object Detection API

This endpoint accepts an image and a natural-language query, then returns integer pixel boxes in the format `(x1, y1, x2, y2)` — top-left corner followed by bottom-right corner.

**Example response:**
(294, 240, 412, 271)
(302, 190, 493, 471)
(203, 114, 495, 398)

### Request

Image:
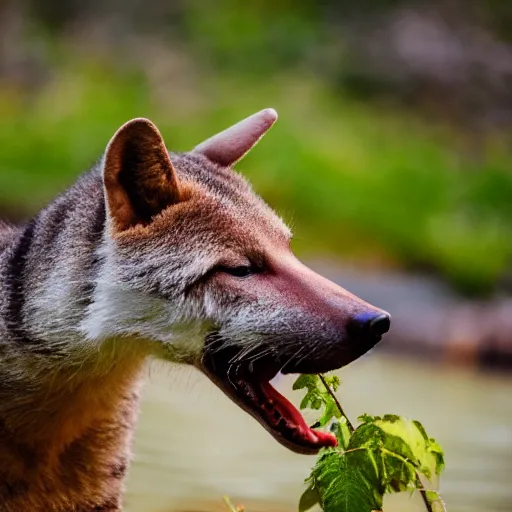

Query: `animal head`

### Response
(86, 109, 391, 454)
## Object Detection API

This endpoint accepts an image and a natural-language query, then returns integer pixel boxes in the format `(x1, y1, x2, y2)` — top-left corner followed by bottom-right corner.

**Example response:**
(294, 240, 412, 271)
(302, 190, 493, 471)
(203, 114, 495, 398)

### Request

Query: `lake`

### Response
(125, 353, 512, 512)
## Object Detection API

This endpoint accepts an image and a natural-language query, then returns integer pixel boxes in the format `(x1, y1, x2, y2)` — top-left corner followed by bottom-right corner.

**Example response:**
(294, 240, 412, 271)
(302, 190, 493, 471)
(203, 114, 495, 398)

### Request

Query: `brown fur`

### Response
(0, 349, 144, 511)
(0, 113, 389, 510)
(0, 118, 288, 510)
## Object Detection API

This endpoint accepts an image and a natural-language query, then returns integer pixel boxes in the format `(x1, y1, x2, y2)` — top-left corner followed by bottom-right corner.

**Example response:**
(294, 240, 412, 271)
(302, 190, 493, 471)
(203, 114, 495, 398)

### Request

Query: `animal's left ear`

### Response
(102, 118, 181, 231)
(193, 108, 278, 167)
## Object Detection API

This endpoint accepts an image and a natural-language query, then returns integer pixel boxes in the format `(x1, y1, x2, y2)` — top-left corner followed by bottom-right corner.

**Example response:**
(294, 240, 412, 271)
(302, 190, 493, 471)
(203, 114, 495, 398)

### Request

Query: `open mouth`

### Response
(199, 335, 381, 454)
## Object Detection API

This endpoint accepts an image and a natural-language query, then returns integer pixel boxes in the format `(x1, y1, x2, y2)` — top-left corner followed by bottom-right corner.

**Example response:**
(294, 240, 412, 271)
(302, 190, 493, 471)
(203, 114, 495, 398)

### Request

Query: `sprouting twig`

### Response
(318, 374, 354, 432)
(415, 476, 435, 512)
(317, 373, 438, 512)
(223, 495, 244, 512)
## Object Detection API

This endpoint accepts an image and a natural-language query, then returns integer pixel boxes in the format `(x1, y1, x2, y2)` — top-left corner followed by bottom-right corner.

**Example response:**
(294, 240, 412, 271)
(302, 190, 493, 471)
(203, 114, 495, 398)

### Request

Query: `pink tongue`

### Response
(261, 381, 337, 448)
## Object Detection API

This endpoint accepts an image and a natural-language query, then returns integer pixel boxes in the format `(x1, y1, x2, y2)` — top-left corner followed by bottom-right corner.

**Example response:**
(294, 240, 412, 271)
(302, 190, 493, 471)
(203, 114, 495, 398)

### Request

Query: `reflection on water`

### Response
(125, 353, 512, 512)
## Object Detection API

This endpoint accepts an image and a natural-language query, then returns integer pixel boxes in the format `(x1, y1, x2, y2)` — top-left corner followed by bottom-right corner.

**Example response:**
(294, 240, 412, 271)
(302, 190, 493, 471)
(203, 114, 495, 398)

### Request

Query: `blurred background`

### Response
(1, 1, 512, 511)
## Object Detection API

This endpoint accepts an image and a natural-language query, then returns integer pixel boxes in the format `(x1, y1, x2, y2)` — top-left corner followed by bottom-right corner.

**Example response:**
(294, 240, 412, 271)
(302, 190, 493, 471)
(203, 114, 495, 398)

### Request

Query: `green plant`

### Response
(294, 374, 446, 512)
(224, 373, 446, 512)
(2, 58, 512, 294)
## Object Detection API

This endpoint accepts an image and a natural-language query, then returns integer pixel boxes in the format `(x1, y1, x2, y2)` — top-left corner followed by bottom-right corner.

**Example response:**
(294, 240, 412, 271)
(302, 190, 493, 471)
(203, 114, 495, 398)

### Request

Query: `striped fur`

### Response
(0, 114, 387, 510)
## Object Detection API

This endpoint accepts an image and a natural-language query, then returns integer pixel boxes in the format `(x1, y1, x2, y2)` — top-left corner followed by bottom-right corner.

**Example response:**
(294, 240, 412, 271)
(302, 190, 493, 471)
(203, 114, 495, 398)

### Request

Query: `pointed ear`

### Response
(193, 108, 278, 167)
(102, 118, 181, 231)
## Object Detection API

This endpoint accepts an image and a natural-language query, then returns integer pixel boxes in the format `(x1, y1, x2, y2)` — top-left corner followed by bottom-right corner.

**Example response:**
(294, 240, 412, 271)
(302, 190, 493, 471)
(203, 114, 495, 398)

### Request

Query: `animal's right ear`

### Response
(102, 118, 182, 231)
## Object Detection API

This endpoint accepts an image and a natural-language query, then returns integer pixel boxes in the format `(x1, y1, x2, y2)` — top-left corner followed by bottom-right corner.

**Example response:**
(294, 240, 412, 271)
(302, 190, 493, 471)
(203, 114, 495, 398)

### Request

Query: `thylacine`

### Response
(0, 109, 390, 511)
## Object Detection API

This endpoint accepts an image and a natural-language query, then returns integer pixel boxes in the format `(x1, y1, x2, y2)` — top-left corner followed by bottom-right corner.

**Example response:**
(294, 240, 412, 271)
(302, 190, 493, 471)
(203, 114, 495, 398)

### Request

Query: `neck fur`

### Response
(0, 170, 148, 511)
(0, 345, 146, 511)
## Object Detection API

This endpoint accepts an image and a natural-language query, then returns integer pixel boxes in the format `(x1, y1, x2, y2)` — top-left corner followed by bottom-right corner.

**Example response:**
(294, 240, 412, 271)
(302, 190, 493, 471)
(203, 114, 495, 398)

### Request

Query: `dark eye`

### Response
(217, 265, 259, 278)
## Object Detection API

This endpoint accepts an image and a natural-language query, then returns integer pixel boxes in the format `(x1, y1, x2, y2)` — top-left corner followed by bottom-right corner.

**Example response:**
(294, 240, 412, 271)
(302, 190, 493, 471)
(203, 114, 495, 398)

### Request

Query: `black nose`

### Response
(354, 312, 391, 337)
(368, 313, 391, 335)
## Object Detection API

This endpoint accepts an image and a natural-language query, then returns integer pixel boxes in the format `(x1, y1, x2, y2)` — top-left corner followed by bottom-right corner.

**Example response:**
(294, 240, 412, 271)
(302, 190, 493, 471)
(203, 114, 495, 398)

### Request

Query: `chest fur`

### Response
(0, 357, 144, 512)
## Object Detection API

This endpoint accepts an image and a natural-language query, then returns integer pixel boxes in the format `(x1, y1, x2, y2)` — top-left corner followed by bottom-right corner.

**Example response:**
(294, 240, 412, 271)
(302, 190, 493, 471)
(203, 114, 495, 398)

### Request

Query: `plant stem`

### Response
(314, 373, 443, 512)
(420, 491, 434, 512)
(223, 495, 242, 512)
(318, 374, 354, 432)
(381, 451, 438, 512)
(415, 476, 435, 512)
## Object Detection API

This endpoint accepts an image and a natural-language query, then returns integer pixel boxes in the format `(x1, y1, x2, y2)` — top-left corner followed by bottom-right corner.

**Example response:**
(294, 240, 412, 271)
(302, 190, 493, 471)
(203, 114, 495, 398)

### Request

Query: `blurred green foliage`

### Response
(1, 58, 511, 296)
(1, 1, 512, 296)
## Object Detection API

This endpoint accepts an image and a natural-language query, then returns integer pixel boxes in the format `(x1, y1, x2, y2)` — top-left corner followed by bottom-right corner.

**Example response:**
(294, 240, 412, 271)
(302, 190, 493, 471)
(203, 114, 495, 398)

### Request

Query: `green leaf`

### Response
(293, 374, 342, 427)
(358, 413, 380, 424)
(378, 416, 444, 481)
(347, 423, 385, 453)
(424, 490, 448, 512)
(298, 484, 320, 512)
(318, 399, 342, 427)
(322, 375, 340, 392)
(427, 438, 446, 475)
(380, 449, 417, 493)
(348, 415, 445, 495)
(330, 418, 351, 450)
(293, 375, 447, 512)
(293, 374, 316, 391)
(310, 448, 384, 512)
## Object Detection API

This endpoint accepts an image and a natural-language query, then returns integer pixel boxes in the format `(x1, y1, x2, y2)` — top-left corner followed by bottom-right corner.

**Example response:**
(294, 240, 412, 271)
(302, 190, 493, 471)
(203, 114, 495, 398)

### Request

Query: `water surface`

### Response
(125, 354, 512, 512)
